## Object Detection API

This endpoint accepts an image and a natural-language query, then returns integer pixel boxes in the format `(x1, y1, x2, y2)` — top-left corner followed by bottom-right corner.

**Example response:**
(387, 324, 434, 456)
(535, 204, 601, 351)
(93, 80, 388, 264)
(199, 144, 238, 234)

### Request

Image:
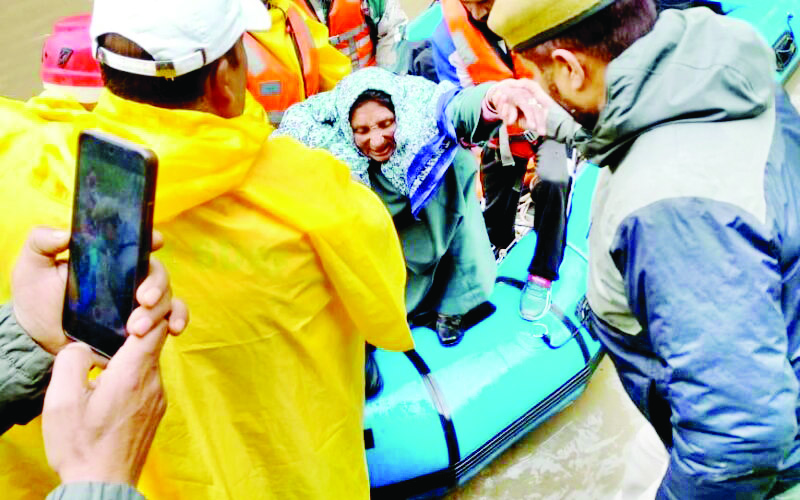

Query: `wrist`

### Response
(11, 300, 68, 355)
(57, 463, 136, 487)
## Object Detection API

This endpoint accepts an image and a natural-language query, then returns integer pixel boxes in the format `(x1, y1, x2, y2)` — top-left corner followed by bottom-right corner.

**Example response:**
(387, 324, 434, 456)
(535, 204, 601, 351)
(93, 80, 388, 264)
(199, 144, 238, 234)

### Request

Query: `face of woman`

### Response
(350, 100, 397, 163)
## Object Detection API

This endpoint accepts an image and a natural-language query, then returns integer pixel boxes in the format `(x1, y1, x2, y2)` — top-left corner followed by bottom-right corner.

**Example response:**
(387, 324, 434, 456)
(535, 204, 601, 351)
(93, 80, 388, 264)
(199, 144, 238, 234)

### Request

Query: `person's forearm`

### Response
(0, 302, 54, 434)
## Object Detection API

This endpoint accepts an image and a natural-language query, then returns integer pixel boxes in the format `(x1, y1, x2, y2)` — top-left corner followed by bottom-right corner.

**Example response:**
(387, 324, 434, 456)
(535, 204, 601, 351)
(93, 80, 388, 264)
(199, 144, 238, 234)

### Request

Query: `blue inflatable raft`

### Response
(365, 165, 603, 498)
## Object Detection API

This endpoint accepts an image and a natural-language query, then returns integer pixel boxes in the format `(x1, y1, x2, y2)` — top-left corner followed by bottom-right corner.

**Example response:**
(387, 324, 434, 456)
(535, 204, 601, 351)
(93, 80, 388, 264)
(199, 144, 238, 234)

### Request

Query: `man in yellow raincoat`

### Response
(0, 0, 413, 498)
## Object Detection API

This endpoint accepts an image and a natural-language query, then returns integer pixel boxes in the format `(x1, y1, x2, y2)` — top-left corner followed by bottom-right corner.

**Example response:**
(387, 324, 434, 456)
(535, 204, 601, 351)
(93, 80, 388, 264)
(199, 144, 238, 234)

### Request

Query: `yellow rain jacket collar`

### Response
(92, 89, 273, 222)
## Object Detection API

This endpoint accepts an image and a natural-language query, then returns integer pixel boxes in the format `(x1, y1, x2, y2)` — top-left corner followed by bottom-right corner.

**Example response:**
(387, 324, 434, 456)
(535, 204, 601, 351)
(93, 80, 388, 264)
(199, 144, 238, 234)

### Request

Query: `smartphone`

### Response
(63, 130, 158, 357)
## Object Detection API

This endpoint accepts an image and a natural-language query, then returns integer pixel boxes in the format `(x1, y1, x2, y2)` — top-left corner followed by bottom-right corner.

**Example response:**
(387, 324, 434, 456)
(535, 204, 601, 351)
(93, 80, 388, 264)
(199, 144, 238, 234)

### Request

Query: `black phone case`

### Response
(62, 130, 158, 358)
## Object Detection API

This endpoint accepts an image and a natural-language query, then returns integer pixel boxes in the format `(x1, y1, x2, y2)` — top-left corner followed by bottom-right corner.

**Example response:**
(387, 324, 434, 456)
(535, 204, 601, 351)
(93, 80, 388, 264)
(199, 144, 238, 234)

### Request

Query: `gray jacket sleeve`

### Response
(0, 302, 55, 434)
(546, 104, 587, 150)
(47, 482, 145, 500)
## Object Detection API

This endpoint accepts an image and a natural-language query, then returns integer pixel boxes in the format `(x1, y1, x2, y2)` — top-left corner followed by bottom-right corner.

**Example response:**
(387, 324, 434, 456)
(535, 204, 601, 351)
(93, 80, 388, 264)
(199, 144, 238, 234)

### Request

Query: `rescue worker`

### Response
(0, 0, 414, 499)
(488, 0, 800, 496)
(430, 0, 571, 320)
(245, 0, 352, 125)
(294, 0, 410, 72)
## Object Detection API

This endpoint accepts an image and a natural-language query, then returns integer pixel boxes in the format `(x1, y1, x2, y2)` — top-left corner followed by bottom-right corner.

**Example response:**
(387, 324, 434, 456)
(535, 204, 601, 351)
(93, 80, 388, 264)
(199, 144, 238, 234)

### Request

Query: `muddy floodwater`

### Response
(2, 2, 798, 499)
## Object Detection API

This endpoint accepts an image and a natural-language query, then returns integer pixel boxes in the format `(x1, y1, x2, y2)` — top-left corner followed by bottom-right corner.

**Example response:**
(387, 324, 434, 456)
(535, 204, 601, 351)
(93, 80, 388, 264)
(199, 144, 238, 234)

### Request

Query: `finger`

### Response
(515, 98, 540, 133)
(110, 318, 170, 370)
(127, 286, 173, 337)
(168, 298, 189, 335)
(56, 261, 68, 283)
(90, 350, 110, 369)
(23, 227, 71, 263)
(44, 343, 96, 406)
(151, 230, 164, 252)
(499, 102, 518, 125)
(136, 258, 169, 308)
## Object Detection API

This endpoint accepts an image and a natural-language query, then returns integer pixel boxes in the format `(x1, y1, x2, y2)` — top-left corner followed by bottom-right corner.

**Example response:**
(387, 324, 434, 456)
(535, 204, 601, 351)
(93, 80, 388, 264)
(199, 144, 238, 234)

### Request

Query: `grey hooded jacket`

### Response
(547, 7, 800, 499)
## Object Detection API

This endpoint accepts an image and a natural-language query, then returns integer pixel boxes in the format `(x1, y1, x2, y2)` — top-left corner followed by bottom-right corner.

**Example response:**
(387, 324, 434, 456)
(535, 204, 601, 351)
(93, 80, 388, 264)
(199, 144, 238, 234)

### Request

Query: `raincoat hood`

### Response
(580, 7, 776, 167)
(93, 89, 273, 221)
(277, 68, 458, 215)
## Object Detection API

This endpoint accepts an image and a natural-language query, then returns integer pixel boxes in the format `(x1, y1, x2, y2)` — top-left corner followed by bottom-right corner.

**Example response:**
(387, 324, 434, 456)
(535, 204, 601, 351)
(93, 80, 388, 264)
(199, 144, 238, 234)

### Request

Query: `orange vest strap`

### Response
(286, 6, 321, 96)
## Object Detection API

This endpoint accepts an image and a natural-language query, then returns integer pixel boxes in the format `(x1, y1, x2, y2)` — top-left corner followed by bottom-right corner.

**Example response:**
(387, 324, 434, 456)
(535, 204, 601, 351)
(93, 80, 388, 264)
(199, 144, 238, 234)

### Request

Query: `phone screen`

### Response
(64, 131, 156, 356)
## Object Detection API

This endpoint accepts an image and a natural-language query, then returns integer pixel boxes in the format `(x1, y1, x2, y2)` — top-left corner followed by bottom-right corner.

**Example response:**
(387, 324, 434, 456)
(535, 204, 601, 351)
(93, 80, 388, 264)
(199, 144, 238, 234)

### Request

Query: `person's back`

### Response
(0, 0, 413, 498)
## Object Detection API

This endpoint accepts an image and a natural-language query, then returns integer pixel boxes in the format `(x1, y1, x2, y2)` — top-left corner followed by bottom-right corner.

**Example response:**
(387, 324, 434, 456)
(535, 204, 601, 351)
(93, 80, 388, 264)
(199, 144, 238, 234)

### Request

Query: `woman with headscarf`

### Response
(277, 68, 496, 347)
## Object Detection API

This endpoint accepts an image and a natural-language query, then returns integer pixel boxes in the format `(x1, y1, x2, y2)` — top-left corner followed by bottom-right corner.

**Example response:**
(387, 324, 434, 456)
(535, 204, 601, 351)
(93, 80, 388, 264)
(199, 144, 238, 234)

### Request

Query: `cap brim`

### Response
(241, 0, 272, 32)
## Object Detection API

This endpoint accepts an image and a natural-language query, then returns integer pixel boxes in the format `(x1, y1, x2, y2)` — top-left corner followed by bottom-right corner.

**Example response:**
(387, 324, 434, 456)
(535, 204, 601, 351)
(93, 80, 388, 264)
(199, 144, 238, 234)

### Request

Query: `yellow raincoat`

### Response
(0, 89, 413, 499)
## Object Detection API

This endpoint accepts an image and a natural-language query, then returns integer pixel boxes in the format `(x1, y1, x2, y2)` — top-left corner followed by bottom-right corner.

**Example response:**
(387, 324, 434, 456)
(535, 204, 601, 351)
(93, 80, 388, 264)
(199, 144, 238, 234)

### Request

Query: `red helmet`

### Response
(41, 14, 103, 104)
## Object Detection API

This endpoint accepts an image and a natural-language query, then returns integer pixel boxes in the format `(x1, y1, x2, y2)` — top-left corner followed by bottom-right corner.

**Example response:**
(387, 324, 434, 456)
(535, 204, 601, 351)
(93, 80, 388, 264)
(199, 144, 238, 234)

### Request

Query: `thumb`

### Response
(23, 227, 70, 262)
(44, 343, 95, 408)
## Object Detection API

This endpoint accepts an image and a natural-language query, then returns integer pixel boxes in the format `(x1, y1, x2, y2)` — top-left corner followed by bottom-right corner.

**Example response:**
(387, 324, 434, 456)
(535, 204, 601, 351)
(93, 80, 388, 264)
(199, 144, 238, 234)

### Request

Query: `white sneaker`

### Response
(520, 275, 552, 321)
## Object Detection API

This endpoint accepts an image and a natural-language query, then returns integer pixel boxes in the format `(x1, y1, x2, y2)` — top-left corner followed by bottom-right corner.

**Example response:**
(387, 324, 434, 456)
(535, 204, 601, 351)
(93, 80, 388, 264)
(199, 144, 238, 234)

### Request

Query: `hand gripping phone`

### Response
(63, 130, 158, 357)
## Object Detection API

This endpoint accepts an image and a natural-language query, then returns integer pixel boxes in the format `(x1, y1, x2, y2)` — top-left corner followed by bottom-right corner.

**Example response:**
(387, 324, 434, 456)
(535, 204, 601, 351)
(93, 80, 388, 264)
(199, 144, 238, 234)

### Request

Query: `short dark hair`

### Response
(98, 34, 241, 109)
(519, 0, 658, 65)
(349, 89, 395, 123)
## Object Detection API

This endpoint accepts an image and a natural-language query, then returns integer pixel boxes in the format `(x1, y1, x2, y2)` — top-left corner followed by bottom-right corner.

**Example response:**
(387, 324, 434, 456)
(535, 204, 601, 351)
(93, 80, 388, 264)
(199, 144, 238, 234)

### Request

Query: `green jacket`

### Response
(0, 302, 53, 434)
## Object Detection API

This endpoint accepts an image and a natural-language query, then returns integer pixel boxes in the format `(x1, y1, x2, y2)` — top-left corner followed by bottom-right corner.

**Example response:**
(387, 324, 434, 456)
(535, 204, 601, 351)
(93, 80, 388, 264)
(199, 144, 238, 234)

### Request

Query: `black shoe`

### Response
(435, 313, 464, 346)
(365, 346, 383, 400)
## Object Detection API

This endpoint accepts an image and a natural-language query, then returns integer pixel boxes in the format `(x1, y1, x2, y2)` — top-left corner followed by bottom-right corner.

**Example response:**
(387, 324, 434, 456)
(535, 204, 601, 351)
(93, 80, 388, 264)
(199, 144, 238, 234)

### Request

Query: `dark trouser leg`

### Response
(528, 179, 570, 281)
(480, 147, 527, 250)
(528, 140, 571, 281)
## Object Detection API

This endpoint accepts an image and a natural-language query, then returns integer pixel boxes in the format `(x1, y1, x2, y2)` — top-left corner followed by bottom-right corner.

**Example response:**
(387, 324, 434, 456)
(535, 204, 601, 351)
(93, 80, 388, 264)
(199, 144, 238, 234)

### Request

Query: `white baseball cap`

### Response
(90, 0, 271, 78)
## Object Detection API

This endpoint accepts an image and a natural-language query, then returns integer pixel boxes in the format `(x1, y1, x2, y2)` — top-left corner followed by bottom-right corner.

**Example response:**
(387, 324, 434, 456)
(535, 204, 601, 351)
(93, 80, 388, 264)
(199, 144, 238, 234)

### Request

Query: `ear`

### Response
(550, 48, 587, 92)
(205, 56, 239, 119)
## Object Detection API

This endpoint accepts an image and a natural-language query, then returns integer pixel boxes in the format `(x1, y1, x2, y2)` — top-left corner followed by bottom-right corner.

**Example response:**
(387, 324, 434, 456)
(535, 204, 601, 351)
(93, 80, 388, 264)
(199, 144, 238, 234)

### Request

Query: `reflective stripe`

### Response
(357, 53, 375, 67)
(355, 36, 370, 49)
(329, 24, 365, 45)
(259, 81, 281, 96)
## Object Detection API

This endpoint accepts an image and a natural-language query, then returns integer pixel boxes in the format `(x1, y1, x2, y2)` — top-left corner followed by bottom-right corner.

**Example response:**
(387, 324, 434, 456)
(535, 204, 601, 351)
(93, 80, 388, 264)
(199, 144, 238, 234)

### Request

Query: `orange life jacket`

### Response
(440, 0, 532, 84)
(302, 0, 376, 69)
(441, 0, 538, 160)
(244, 6, 321, 125)
(244, 33, 301, 126)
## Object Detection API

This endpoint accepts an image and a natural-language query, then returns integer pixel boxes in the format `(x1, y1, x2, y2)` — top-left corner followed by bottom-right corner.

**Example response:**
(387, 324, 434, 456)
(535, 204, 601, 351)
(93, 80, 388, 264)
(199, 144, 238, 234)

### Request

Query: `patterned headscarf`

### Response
(276, 68, 459, 215)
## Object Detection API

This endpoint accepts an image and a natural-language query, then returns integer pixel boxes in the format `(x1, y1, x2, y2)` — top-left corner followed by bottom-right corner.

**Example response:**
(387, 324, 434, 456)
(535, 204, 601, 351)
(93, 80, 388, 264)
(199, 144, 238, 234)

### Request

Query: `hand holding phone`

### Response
(63, 130, 158, 357)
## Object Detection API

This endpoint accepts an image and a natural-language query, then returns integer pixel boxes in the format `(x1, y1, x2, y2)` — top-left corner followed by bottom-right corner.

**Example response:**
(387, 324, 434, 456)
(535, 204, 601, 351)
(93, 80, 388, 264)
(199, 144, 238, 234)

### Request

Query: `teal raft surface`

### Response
(365, 165, 603, 499)
(720, 0, 798, 83)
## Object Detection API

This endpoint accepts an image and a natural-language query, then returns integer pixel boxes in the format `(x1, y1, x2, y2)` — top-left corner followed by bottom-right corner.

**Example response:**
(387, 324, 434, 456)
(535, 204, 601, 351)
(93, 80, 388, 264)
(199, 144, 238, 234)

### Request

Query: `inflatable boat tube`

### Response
(720, 1, 798, 82)
(365, 164, 603, 498)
